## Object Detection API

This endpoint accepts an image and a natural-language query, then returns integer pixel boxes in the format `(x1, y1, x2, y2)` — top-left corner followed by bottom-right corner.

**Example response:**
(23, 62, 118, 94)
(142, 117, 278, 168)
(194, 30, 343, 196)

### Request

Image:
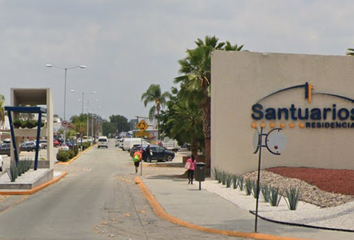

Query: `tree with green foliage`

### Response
(347, 48, 354, 56)
(175, 35, 244, 168)
(102, 121, 116, 136)
(158, 87, 204, 157)
(70, 114, 87, 134)
(70, 113, 88, 139)
(141, 84, 171, 139)
(109, 115, 129, 134)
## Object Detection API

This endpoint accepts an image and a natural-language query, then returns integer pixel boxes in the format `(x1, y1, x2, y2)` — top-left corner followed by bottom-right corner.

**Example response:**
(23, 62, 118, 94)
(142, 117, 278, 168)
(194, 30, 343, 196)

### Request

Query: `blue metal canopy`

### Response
(5, 106, 47, 170)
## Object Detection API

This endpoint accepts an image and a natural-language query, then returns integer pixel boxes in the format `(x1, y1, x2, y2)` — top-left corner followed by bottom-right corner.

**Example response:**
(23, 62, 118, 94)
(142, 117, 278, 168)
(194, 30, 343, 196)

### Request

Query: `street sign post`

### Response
(135, 132, 150, 137)
(61, 120, 68, 128)
(136, 119, 149, 176)
(136, 120, 149, 133)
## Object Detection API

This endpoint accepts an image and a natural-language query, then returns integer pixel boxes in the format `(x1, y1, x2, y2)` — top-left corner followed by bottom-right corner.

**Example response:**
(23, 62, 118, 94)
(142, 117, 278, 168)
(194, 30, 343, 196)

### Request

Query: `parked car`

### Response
(0, 155, 3, 171)
(145, 144, 175, 162)
(38, 139, 47, 149)
(60, 144, 69, 151)
(0, 143, 21, 156)
(20, 141, 38, 152)
(118, 138, 124, 149)
(115, 137, 122, 147)
(0, 143, 11, 156)
(53, 139, 60, 147)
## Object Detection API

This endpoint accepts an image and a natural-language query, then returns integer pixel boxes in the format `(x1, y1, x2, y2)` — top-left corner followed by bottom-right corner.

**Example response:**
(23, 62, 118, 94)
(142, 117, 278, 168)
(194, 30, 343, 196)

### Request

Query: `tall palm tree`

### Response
(174, 36, 244, 169)
(0, 94, 5, 128)
(141, 84, 171, 139)
(346, 48, 354, 56)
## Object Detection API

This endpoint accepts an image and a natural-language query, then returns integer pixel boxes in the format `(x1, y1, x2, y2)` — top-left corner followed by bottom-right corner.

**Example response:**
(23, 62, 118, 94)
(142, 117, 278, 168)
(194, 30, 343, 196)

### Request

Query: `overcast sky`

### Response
(1, 0, 354, 121)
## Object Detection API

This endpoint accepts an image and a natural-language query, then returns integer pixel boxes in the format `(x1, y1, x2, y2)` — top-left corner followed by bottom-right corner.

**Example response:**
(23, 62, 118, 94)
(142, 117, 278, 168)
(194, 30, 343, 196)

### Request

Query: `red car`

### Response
(53, 139, 60, 147)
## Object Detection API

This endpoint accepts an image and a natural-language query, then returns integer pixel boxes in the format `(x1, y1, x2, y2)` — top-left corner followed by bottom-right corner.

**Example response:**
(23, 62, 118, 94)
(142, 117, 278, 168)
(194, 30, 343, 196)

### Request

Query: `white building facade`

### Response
(211, 51, 354, 175)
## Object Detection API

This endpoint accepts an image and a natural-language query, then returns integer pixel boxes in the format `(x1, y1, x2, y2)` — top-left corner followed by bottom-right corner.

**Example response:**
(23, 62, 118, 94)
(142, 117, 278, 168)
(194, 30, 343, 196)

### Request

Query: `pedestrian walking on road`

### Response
(185, 155, 196, 184)
(144, 145, 151, 162)
(133, 149, 142, 173)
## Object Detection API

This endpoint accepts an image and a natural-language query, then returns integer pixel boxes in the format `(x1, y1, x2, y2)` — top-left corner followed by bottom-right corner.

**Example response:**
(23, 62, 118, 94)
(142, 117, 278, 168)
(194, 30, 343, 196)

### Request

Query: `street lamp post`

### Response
(46, 64, 86, 144)
(91, 99, 99, 142)
(71, 90, 96, 150)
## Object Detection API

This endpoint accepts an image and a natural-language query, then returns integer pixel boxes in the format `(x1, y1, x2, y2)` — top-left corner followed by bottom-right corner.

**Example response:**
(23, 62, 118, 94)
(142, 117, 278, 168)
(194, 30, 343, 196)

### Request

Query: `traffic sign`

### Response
(62, 121, 68, 128)
(135, 132, 150, 137)
(136, 120, 149, 132)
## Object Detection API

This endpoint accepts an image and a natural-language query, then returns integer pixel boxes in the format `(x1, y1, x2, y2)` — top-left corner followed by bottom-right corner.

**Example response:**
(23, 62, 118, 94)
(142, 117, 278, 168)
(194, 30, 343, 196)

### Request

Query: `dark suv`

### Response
(148, 145, 175, 162)
(0, 143, 11, 156)
(0, 143, 22, 156)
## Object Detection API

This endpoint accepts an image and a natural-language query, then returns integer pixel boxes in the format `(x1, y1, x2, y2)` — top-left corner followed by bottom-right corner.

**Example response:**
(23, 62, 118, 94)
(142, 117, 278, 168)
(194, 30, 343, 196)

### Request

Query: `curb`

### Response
(135, 176, 312, 240)
(0, 171, 67, 195)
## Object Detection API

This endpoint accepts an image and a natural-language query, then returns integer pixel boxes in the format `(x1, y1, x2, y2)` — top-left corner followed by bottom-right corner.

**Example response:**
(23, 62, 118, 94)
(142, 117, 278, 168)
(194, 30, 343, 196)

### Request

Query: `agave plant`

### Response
(251, 180, 261, 199)
(261, 184, 270, 202)
(221, 171, 227, 185)
(7, 161, 18, 182)
(217, 170, 223, 184)
(238, 176, 244, 191)
(226, 174, 232, 188)
(269, 187, 282, 207)
(285, 187, 302, 210)
(245, 179, 252, 195)
(232, 174, 238, 189)
(213, 168, 219, 181)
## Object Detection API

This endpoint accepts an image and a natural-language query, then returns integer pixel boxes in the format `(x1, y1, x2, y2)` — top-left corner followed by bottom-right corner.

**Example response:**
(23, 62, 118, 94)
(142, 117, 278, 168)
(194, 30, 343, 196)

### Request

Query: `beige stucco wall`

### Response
(211, 51, 354, 175)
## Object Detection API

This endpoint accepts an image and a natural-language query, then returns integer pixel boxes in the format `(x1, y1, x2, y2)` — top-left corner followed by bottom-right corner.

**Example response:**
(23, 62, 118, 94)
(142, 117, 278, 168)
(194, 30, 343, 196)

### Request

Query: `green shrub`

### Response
(56, 150, 71, 162)
(82, 142, 91, 150)
(245, 179, 252, 195)
(269, 187, 282, 207)
(69, 146, 79, 156)
(285, 187, 302, 210)
(261, 184, 270, 202)
(68, 150, 76, 159)
(13, 119, 23, 128)
(23, 120, 36, 128)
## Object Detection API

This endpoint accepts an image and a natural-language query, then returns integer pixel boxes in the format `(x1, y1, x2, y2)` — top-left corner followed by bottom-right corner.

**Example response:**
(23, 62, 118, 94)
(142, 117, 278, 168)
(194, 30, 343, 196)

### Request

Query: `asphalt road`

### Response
(0, 140, 249, 240)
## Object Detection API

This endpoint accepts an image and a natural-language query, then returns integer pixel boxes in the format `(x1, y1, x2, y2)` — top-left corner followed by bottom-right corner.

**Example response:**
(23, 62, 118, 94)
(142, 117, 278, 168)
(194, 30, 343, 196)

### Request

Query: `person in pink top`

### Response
(186, 155, 196, 184)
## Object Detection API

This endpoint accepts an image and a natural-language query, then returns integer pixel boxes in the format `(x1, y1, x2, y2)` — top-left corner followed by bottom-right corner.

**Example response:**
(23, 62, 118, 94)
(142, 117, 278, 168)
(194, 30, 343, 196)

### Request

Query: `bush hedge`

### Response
(56, 150, 72, 162)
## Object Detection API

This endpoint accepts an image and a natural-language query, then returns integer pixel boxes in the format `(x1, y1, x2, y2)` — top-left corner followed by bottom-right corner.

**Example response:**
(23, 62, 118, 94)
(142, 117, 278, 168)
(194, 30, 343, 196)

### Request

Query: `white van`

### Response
(97, 136, 108, 148)
(122, 138, 147, 151)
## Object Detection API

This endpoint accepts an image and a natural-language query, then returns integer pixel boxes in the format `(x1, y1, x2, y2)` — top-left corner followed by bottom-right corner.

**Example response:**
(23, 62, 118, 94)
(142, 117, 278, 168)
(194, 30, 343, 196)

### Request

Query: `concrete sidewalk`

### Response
(137, 171, 354, 240)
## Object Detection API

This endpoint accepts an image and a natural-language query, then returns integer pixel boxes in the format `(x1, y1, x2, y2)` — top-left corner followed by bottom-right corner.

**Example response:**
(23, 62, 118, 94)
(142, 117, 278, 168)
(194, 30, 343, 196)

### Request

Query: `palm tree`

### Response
(141, 84, 171, 139)
(0, 94, 5, 128)
(167, 98, 203, 158)
(174, 36, 244, 169)
(346, 48, 354, 56)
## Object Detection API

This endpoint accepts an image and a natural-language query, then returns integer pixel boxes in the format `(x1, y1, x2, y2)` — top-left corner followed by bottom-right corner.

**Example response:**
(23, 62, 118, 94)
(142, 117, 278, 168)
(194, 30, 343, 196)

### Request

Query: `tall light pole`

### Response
(91, 99, 99, 142)
(46, 64, 86, 143)
(71, 90, 96, 149)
